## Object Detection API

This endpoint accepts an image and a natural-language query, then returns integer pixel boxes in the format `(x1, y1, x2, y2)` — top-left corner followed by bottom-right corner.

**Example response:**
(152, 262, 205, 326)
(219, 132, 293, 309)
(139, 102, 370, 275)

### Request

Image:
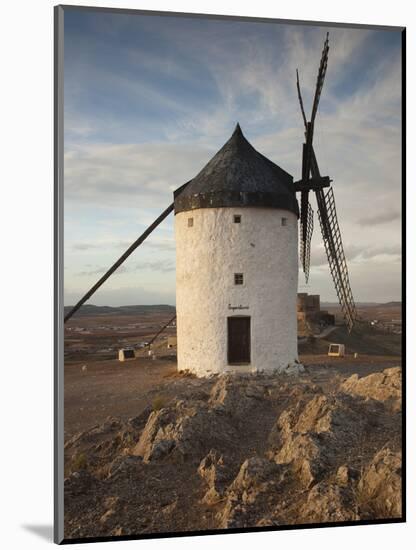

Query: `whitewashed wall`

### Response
(174, 206, 298, 376)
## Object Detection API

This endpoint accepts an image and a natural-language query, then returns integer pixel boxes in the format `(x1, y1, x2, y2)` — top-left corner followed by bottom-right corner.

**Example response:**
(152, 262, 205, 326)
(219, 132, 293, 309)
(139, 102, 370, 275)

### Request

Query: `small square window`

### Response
(281, 217, 287, 226)
(234, 273, 244, 285)
(188, 217, 194, 227)
(234, 215, 241, 224)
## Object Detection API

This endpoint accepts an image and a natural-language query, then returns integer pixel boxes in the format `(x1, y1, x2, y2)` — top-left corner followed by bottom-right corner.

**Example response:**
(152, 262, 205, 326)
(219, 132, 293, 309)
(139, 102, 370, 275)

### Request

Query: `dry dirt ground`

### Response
(64, 356, 402, 540)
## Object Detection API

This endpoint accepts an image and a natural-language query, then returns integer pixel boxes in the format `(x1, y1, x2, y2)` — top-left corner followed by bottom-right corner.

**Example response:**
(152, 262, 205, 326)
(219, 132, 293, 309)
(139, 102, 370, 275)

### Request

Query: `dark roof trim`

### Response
(175, 191, 299, 216)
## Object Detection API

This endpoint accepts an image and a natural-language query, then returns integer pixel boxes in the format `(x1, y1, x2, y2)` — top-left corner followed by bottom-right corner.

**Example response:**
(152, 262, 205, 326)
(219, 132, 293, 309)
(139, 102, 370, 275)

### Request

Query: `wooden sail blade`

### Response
(299, 203, 314, 283)
(297, 34, 330, 187)
(297, 77, 313, 282)
(316, 187, 357, 332)
(311, 32, 330, 126)
(296, 69, 308, 129)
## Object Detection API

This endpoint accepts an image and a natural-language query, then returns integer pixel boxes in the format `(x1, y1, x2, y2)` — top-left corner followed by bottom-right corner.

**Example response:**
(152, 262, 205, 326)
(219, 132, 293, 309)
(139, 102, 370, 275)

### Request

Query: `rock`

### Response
(358, 448, 402, 518)
(217, 501, 249, 529)
(132, 401, 237, 463)
(209, 375, 267, 414)
(131, 408, 175, 461)
(341, 367, 401, 410)
(100, 497, 120, 525)
(152, 439, 175, 460)
(197, 449, 234, 504)
(218, 457, 287, 528)
(127, 406, 152, 430)
(288, 394, 359, 435)
(336, 465, 356, 486)
(101, 417, 123, 432)
(65, 417, 126, 452)
(228, 457, 284, 500)
(161, 500, 178, 515)
(300, 482, 359, 523)
(245, 385, 266, 399)
(255, 516, 280, 527)
(103, 496, 120, 508)
(273, 394, 370, 487)
(107, 456, 143, 479)
(64, 469, 96, 497)
(336, 465, 349, 485)
(111, 527, 125, 537)
(275, 432, 324, 487)
(281, 363, 306, 376)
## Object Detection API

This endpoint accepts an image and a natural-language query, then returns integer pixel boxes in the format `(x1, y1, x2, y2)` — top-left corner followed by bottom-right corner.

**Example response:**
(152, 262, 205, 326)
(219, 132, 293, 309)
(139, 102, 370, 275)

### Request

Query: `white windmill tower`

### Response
(173, 124, 299, 376)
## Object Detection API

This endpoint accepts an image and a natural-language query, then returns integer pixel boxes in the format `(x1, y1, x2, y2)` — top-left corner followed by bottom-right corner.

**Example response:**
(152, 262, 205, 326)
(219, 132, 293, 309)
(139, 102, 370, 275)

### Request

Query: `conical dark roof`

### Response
(174, 124, 299, 216)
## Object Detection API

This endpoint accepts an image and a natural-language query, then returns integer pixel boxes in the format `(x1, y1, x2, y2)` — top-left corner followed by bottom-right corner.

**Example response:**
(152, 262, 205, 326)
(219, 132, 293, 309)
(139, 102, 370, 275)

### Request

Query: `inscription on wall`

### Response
(228, 304, 249, 311)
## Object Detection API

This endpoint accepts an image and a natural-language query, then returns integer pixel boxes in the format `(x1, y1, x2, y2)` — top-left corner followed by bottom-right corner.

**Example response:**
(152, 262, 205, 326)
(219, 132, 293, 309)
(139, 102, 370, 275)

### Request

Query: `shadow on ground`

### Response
(22, 524, 53, 542)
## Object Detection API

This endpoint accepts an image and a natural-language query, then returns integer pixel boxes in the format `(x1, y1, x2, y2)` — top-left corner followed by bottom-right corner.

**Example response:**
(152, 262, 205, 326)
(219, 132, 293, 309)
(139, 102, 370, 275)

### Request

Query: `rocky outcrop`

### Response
(341, 367, 401, 411)
(299, 482, 359, 523)
(64, 368, 402, 538)
(358, 448, 402, 518)
(132, 399, 237, 463)
(208, 374, 268, 414)
(197, 450, 236, 504)
(218, 457, 287, 528)
(227, 457, 285, 505)
(64, 415, 143, 477)
(272, 394, 370, 487)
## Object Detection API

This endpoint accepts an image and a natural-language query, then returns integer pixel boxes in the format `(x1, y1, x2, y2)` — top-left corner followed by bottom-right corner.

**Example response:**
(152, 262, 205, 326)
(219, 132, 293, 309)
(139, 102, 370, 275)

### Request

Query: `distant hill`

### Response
(379, 301, 402, 308)
(322, 301, 401, 309)
(64, 304, 176, 317)
(66, 302, 401, 316)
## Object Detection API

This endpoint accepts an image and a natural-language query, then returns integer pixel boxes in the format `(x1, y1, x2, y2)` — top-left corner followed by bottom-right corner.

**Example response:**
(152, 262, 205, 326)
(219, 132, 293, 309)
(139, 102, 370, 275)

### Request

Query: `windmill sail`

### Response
(296, 33, 328, 282)
(299, 202, 314, 283)
(295, 34, 357, 332)
(316, 187, 357, 331)
(310, 33, 329, 126)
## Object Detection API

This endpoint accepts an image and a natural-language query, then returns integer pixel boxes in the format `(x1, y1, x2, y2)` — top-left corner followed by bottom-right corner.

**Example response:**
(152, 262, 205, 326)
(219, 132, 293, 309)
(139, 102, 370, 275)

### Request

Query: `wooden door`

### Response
(227, 316, 251, 364)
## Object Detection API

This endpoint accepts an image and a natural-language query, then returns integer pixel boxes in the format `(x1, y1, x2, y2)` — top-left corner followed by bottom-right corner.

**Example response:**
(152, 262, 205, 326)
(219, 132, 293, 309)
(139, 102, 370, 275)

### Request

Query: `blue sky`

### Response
(64, 8, 402, 306)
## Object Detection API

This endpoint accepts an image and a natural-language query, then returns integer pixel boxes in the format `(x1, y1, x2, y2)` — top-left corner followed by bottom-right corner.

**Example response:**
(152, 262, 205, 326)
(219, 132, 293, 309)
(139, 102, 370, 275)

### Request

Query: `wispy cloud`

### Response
(358, 209, 401, 226)
(76, 259, 175, 277)
(71, 242, 101, 251)
(71, 237, 176, 252)
(76, 265, 127, 277)
(310, 243, 401, 268)
(64, 142, 213, 209)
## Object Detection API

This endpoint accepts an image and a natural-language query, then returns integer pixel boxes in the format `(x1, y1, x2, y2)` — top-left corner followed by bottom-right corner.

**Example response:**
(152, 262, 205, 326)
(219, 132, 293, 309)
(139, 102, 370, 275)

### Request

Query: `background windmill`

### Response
(295, 33, 357, 332)
(64, 34, 357, 338)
